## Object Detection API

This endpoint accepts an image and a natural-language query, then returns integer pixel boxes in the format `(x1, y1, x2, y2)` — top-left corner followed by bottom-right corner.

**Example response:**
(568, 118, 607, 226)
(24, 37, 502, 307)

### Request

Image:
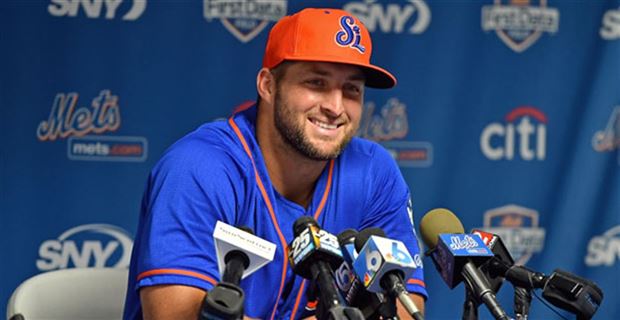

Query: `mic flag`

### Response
(432, 233, 495, 289)
(352, 234, 417, 293)
(213, 221, 276, 280)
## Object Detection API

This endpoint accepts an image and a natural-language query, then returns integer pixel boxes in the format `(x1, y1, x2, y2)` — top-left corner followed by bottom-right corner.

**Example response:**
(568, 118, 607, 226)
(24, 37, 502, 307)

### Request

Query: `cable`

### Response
(531, 290, 569, 320)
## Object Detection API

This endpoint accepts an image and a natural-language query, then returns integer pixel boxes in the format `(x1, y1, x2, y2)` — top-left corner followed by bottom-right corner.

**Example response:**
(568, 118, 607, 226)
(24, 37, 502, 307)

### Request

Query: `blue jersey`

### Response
(124, 105, 427, 319)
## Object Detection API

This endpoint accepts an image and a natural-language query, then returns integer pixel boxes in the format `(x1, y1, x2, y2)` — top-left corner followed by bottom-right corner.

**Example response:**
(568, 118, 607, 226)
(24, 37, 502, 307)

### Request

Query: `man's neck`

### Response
(256, 111, 327, 209)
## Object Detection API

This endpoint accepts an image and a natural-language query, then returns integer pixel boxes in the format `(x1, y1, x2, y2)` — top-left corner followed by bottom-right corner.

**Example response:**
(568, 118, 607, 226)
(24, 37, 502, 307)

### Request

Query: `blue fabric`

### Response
(123, 105, 427, 319)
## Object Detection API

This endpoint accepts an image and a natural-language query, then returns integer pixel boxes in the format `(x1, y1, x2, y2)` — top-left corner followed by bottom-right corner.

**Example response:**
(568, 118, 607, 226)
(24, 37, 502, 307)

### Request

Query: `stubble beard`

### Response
(273, 91, 355, 161)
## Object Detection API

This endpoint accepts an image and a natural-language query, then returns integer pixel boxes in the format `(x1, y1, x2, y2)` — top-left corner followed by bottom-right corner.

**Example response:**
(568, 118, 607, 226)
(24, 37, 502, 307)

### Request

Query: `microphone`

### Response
(335, 230, 397, 320)
(472, 229, 531, 319)
(420, 208, 510, 320)
(473, 230, 603, 319)
(352, 228, 424, 320)
(287, 216, 364, 320)
(542, 269, 603, 320)
(200, 222, 277, 320)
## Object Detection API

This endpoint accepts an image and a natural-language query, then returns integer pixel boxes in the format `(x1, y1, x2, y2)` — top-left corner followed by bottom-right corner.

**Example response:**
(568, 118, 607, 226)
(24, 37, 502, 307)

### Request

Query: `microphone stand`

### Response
(462, 288, 478, 320)
(513, 286, 531, 320)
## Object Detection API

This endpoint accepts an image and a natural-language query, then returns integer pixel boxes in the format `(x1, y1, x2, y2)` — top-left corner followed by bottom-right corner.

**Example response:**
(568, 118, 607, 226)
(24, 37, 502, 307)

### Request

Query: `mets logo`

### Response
(480, 204, 546, 265)
(37, 90, 121, 142)
(592, 106, 620, 158)
(357, 98, 433, 167)
(481, 0, 560, 53)
(335, 16, 366, 53)
(203, 0, 287, 43)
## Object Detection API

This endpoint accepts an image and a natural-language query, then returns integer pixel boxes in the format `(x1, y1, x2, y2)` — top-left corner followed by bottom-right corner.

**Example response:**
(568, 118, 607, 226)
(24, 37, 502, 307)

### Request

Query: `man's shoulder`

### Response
(342, 137, 395, 166)
(155, 119, 250, 174)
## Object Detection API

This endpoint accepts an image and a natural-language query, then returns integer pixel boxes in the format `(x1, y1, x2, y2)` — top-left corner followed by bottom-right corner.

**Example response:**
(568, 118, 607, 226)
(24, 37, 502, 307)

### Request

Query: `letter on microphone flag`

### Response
(352, 235, 418, 293)
(213, 221, 277, 279)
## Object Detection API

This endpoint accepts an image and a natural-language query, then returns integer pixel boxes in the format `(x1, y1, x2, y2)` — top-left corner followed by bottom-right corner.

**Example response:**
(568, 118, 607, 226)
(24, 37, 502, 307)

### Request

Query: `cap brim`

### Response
(360, 64, 397, 89)
(281, 57, 396, 89)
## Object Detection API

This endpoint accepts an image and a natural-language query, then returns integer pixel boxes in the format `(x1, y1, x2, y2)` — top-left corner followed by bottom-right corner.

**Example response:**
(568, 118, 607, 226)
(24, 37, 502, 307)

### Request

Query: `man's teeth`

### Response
(312, 120, 338, 130)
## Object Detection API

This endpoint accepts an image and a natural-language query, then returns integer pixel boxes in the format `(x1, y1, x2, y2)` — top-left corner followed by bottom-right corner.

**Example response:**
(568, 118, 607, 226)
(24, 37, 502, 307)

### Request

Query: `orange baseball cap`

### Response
(262, 8, 396, 89)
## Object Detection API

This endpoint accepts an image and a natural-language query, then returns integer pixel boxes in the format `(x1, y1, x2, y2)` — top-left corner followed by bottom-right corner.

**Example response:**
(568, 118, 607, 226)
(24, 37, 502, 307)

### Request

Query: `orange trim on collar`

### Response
(313, 159, 334, 221)
(228, 115, 335, 320)
(290, 279, 307, 319)
(229, 117, 288, 320)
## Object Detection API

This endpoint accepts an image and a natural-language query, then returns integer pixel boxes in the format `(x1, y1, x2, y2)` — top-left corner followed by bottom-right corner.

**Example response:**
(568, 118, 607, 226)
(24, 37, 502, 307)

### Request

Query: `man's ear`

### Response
(257, 67, 276, 105)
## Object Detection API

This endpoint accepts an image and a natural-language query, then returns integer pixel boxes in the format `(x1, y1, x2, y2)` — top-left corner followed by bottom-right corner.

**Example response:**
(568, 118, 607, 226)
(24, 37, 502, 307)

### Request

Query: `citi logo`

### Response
(36, 224, 133, 271)
(343, 0, 431, 34)
(480, 106, 547, 161)
(600, 7, 620, 40)
(48, 0, 146, 21)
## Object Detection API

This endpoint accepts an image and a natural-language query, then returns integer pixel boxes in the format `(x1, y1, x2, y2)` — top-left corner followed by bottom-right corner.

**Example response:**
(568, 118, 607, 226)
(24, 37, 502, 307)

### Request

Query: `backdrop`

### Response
(2, 0, 619, 319)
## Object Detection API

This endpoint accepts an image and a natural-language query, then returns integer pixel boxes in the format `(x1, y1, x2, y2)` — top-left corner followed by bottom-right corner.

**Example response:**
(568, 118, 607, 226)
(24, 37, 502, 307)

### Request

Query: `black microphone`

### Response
(200, 222, 276, 320)
(335, 229, 397, 320)
(473, 230, 604, 319)
(287, 216, 364, 320)
(420, 208, 510, 320)
(472, 229, 532, 319)
(221, 226, 253, 284)
(353, 227, 424, 320)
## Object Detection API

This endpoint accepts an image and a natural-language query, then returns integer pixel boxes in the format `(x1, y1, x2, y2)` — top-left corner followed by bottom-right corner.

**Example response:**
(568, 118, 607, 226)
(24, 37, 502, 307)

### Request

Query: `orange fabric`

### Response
(229, 117, 289, 320)
(290, 279, 307, 319)
(407, 278, 426, 287)
(313, 159, 334, 221)
(137, 268, 217, 285)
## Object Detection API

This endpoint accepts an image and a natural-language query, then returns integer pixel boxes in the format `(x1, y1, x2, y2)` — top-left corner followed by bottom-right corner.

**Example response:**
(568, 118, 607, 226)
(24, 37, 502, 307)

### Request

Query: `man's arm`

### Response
(141, 285, 205, 320)
(397, 293, 425, 318)
(141, 285, 260, 320)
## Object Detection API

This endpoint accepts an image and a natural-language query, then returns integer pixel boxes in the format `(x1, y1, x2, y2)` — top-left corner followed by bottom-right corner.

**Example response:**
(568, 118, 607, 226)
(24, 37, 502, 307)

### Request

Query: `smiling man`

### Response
(124, 8, 427, 320)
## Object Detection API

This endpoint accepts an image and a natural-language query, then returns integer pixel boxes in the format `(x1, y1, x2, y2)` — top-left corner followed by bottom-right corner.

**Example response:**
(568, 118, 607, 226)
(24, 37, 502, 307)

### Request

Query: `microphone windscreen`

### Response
(337, 229, 358, 247)
(293, 216, 317, 235)
(354, 227, 385, 252)
(420, 208, 465, 249)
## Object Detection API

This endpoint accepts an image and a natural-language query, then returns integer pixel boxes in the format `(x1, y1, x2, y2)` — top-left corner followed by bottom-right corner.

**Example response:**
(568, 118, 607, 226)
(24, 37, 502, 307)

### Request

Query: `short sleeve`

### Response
(132, 135, 246, 292)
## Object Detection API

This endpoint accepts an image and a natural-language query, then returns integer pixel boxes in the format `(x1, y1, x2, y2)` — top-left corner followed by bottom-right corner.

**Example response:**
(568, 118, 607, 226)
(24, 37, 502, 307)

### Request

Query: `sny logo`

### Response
(585, 225, 620, 267)
(37, 224, 133, 271)
(343, 0, 431, 34)
(592, 106, 620, 158)
(336, 16, 366, 53)
(480, 106, 547, 161)
(481, 0, 559, 53)
(600, 7, 620, 40)
(48, 0, 146, 20)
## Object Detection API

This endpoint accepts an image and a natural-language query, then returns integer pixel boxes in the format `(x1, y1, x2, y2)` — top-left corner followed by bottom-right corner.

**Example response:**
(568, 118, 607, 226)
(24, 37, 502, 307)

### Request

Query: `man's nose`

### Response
(320, 89, 345, 117)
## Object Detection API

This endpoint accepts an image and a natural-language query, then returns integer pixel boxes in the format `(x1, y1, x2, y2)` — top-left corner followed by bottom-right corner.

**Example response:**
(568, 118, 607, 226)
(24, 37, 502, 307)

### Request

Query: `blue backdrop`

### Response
(2, 0, 619, 319)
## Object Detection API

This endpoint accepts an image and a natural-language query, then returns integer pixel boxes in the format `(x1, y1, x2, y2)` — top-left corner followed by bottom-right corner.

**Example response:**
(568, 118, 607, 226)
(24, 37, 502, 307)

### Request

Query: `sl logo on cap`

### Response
(335, 16, 366, 53)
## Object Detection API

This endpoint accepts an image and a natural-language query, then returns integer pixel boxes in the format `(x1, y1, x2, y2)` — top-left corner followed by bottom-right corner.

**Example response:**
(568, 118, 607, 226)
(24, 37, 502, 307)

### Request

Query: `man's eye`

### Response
(305, 79, 325, 87)
(345, 84, 362, 95)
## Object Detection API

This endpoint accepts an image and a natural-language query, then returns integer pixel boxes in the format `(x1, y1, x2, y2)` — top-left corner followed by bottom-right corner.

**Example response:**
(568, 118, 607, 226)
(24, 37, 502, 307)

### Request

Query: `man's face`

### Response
(272, 61, 365, 160)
